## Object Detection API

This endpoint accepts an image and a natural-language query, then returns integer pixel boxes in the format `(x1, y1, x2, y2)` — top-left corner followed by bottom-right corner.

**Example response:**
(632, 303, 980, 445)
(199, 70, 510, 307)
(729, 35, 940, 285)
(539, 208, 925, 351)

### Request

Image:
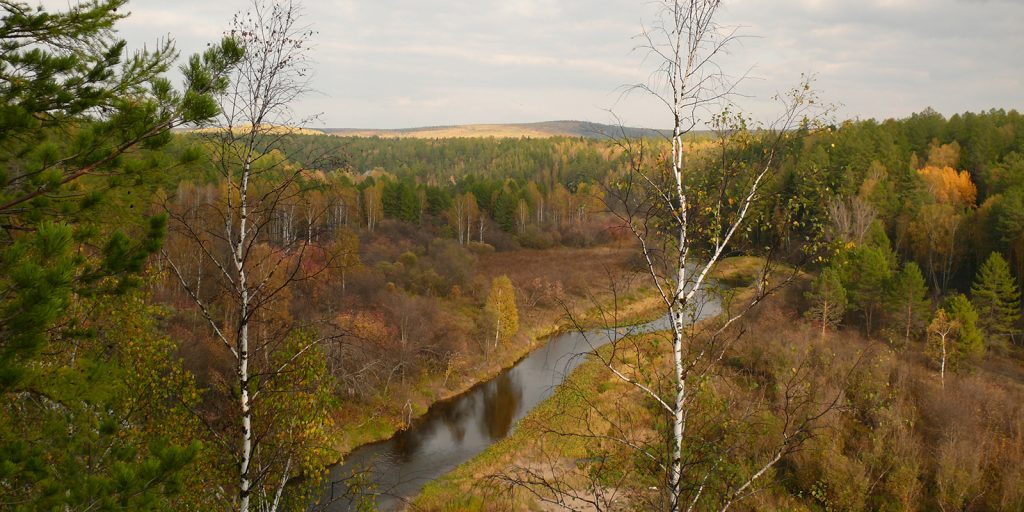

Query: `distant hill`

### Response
(322, 120, 670, 139)
(184, 125, 327, 136)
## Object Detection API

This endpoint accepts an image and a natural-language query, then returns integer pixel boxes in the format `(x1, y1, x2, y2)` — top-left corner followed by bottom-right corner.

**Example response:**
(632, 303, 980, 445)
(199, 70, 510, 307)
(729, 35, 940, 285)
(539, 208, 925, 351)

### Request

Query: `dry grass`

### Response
(187, 124, 326, 136)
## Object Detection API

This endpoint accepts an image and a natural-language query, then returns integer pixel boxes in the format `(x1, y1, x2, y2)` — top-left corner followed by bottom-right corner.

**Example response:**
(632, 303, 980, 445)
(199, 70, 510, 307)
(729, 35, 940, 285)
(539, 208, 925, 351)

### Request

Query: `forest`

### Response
(1, 0, 1023, 511)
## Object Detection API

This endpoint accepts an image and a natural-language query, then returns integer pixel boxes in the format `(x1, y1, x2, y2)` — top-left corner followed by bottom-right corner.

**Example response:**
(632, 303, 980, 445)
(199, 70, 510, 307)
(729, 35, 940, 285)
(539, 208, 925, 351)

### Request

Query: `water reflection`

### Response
(480, 373, 522, 440)
(314, 292, 719, 511)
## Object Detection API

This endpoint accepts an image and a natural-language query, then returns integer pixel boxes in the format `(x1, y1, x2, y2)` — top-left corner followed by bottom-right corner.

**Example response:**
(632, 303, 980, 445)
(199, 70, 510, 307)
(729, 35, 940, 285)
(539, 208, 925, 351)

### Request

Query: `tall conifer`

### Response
(0, 1, 239, 507)
(805, 267, 847, 338)
(971, 252, 1021, 346)
(889, 261, 932, 344)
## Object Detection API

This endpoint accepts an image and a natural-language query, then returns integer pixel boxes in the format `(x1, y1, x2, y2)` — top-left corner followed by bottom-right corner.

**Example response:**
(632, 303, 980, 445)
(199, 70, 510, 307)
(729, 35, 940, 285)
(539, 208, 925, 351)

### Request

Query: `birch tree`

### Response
(484, 275, 519, 350)
(162, 2, 336, 511)
(362, 183, 382, 232)
(448, 192, 478, 245)
(607, 2, 831, 508)
(499, 2, 839, 510)
(927, 309, 958, 388)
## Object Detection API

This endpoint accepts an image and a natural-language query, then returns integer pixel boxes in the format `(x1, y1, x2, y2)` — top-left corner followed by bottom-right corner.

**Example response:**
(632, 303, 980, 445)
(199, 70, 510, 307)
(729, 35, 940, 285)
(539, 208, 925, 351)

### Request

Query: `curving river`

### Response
(314, 292, 720, 511)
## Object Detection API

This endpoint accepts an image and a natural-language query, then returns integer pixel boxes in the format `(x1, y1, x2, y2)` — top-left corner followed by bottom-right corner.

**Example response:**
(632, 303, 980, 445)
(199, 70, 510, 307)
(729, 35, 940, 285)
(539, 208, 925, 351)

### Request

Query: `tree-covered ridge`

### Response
(322, 119, 671, 139)
(267, 133, 632, 185)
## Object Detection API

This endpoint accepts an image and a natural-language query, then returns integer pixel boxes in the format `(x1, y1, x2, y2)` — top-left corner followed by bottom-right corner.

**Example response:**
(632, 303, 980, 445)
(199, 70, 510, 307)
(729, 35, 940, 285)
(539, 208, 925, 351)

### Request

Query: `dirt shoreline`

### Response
(408, 256, 766, 509)
(326, 273, 667, 466)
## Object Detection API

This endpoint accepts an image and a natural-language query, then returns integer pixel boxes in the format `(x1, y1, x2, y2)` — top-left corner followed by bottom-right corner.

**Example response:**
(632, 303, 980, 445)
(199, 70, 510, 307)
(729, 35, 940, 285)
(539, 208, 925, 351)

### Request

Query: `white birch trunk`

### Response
(939, 331, 947, 388)
(236, 157, 253, 512)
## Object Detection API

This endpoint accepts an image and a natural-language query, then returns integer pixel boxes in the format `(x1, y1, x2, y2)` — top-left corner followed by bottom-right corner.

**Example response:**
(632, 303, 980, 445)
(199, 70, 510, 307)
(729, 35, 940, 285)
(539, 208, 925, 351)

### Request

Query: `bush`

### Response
(466, 241, 495, 255)
(517, 227, 555, 249)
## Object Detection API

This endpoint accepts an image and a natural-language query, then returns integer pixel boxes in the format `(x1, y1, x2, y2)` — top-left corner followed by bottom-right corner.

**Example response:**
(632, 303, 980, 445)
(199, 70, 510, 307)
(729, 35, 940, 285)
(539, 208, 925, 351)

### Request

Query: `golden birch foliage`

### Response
(485, 275, 519, 346)
(363, 184, 383, 231)
(918, 165, 977, 207)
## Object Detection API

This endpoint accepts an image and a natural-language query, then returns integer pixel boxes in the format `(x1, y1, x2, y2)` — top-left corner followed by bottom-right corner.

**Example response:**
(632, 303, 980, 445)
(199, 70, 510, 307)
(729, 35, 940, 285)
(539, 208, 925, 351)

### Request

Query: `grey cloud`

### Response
(54, 0, 1024, 128)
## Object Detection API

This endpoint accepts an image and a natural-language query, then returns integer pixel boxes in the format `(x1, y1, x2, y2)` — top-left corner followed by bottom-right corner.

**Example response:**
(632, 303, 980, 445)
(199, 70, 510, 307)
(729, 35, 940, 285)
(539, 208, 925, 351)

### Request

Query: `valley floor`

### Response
(329, 244, 666, 461)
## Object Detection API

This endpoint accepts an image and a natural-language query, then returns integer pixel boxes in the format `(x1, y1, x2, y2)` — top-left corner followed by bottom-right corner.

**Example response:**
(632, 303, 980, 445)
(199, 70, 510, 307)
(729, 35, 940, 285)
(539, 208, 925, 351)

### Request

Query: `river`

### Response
(313, 292, 721, 511)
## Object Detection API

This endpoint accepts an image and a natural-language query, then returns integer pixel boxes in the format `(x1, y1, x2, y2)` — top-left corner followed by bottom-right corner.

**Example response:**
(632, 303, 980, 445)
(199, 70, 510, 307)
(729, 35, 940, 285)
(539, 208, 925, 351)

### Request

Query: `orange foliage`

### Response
(918, 165, 977, 207)
(334, 310, 394, 346)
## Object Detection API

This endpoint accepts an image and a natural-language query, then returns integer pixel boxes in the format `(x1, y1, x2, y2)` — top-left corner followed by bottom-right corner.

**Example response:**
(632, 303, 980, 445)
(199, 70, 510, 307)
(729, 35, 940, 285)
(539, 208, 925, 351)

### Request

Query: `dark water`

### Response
(314, 293, 720, 511)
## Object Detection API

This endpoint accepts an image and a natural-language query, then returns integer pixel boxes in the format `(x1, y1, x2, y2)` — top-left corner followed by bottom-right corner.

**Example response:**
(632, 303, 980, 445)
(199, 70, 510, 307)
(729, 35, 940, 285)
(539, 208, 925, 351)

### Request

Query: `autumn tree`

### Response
(326, 228, 361, 299)
(162, 2, 335, 511)
(910, 163, 977, 295)
(925, 139, 961, 169)
(805, 267, 847, 338)
(484, 275, 518, 350)
(502, 1, 838, 510)
(918, 165, 977, 207)
(516, 198, 530, 233)
(970, 252, 1021, 346)
(362, 182, 383, 232)
(448, 192, 478, 245)
(910, 203, 964, 294)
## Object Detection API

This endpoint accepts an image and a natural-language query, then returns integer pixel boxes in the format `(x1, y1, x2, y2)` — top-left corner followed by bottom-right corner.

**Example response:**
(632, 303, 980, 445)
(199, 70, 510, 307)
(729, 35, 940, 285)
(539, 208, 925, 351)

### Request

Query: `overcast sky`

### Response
(45, 0, 1024, 128)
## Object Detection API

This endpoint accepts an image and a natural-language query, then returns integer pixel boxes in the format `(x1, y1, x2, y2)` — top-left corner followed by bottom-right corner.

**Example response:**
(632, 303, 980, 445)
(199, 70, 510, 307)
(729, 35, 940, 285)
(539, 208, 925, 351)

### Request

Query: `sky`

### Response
(40, 0, 1024, 129)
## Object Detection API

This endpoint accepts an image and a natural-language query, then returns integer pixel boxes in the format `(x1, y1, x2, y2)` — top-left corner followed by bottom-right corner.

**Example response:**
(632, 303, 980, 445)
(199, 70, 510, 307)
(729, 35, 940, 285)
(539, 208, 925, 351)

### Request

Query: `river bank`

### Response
(411, 256, 766, 510)
(327, 246, 669, 463)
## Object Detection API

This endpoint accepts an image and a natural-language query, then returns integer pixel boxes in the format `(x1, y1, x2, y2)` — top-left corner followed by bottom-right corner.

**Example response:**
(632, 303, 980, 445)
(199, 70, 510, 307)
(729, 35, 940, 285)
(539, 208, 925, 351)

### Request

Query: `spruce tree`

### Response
(889, 261, 932, 345)
(838, 244, 893, 337)
(971, 252, 1021, 346)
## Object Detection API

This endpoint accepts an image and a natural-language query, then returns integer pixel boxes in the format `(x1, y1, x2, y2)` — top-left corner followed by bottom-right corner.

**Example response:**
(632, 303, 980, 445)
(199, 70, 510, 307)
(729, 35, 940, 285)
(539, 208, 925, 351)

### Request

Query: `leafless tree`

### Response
(161, 2, 340, 511)
(491, 1, 847, 510)
(827, 195, 877, 245)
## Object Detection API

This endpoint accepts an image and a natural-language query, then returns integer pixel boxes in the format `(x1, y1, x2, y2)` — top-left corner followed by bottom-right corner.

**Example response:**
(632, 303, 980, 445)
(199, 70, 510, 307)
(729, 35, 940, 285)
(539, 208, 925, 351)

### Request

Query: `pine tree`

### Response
(805, 267, 847, 338)
(889, 261, 932, 345)
(971, 252, 1021, 346)
(838, 244, 893, 337)
(0, 1, 239, 507)
(485, 275, 519, 349)
(0, 0, 240, 386)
